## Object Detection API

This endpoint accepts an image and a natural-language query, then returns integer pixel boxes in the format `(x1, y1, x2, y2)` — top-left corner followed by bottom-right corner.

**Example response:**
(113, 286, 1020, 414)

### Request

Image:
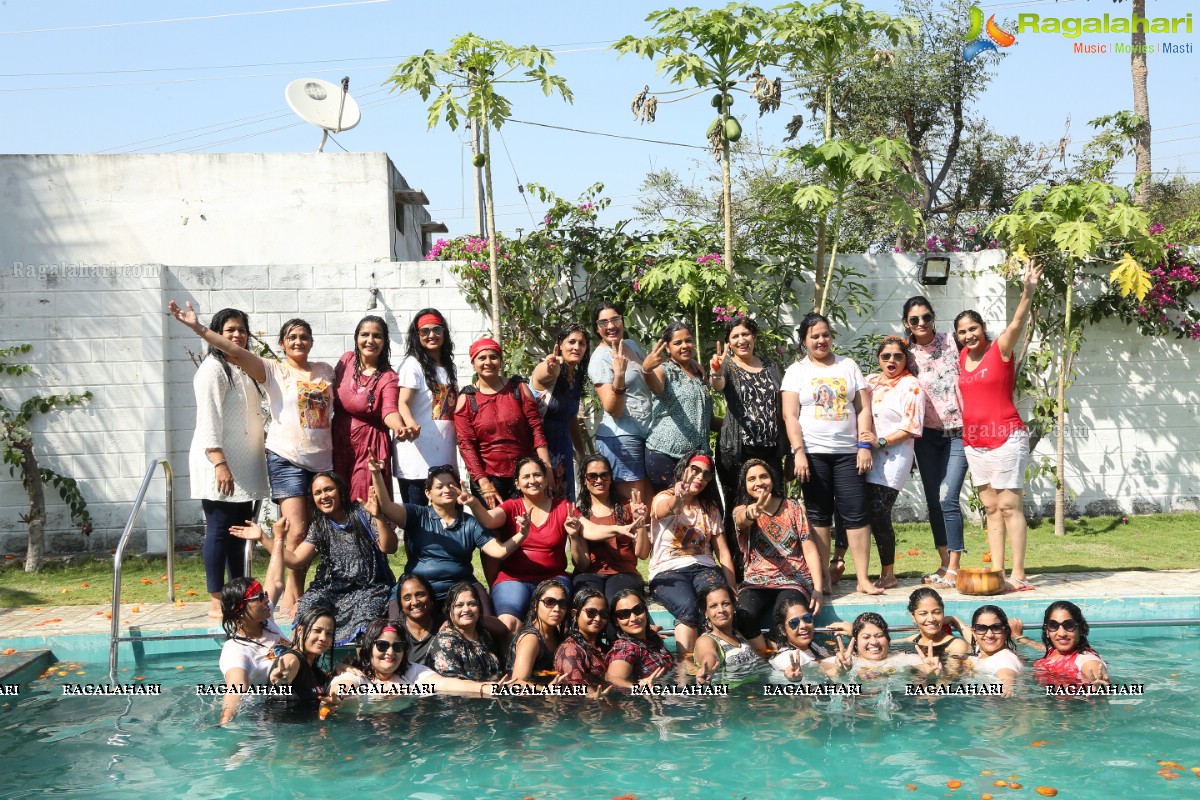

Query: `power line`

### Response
(507, 118, 712, 152)
(0, 1, 395, 37)
(0, 63, 401, 92)
(0, 54, 408, 79)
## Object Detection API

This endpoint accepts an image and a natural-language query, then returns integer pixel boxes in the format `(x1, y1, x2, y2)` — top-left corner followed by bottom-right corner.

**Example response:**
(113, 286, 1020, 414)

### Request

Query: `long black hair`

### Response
(575, 454, 628, 522)
(901, 296, 935, 344)
(219, 576, 260, 639)
(734, 458, 785, 507)
(404, 307, 457, 394)
(353, 315, 393, 373)
(291, 605, 337, 677)
(566, 588, 608, 644)
(671, 450, 723, 516)
(1040, 601, 1093, 655)
(202, 308, 252, 387)
(552, 323, 592, 392)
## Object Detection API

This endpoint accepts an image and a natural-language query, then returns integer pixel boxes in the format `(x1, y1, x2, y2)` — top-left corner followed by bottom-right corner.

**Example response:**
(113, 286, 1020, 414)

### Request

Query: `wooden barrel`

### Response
(955, 567, 1005, 596)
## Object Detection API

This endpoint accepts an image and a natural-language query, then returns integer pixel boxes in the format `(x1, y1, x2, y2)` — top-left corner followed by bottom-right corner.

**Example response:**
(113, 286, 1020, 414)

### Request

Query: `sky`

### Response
(2, 0, 1198, 240)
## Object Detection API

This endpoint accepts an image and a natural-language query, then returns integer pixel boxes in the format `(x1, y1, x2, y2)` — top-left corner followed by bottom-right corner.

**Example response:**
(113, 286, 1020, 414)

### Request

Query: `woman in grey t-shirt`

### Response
(587, 302, 653, 501)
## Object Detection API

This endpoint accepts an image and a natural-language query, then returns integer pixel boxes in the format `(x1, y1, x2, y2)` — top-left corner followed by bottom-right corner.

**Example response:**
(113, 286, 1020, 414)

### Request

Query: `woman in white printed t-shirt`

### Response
(780, 312, 879, 597)
(392, 308, 459, 505)
(170, 302, 335, 615)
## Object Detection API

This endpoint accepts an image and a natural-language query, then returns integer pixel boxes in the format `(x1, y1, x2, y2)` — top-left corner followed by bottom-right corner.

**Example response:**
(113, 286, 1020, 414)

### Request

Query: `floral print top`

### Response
(739, 498, 815, 590)
(907, 331, 963, 431)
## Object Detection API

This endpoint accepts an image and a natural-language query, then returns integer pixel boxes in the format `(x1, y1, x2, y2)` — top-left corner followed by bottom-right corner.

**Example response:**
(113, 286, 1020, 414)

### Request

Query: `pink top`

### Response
(908, 332, 963, 430)
(958, 341, 1024, 448)
(492, 497, 570, 585)
(333, 351, 399, 502)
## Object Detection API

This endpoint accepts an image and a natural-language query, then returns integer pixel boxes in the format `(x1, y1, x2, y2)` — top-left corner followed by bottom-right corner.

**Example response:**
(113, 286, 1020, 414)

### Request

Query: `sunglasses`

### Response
(1044, 619, 1079, 633)
(787, 614, 815, 631)
(972, 622, 1007, 635)
(246, 592, 269, 604)
(596, 316, 623, 329)
(908, 313, 934, 326)
(879, 352, 906, 361)
(686, 466, 714, 479)
(584, 471, 612, 482)
(582, 607, 609, 621)
(419, 325, 445, 337)
(614, 604, 648, 621)
(540, 596, 567, 610)
(372, 640, 406, 655)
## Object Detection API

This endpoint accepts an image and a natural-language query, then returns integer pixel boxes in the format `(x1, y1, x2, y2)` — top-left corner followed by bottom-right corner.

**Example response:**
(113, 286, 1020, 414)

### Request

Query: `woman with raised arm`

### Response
(588, 301, 653, 502)
(641, 320, 713, 493)
(332, 315, 403, 504)
(260, 471, 396, 644)
(647, 452, 735, 656)
(731, 459, 824, 642)
(780, 312, 879, 596)
(572, 453, 650, 609)
(955, 259, 1042, 592)
(454, 337, 553, 508)
(468, 457, 586, 635)
(186, 307, 269, 619)
(393, 309, 458, 505)
(902, 295, 968, 588)
(217, 517, 287, 725)
(170, 300, 334, 614)
(531, 324, 591, 502)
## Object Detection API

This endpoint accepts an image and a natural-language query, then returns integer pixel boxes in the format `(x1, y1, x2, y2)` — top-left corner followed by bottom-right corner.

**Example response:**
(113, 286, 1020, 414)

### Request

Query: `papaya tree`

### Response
(389, 35, 572, 341)
(1, 344, 93, 572)
(988, 183, 1161, 536)
(614, 3, 781, 276)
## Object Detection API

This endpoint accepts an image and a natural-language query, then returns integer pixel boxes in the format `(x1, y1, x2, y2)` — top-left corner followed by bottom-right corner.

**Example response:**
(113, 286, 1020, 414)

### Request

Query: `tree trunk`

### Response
(1054, 266, 1074, 537)
(811, 85, 835, 311)
(817, 189, 846, 316)
(1131, 0, 1152, 206)
(721, 117, 734, 277)
(18, 438, 46, 572)
(481, 117, 502, 342)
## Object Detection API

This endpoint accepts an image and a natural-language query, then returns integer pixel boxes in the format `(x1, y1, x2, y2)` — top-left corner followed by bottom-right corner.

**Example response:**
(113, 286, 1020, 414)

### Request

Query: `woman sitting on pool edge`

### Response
(1012, 601, 1109, 687)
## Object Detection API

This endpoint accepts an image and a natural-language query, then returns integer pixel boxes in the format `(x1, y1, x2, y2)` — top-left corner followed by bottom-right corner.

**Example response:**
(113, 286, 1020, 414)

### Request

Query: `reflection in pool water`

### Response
(0, 629, 1196, 798)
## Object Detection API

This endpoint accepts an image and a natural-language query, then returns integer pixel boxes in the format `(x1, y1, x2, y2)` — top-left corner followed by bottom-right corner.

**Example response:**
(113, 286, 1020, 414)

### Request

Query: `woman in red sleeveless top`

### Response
(954, 259, 1041, 593)
(1012, 601, 1109, 687)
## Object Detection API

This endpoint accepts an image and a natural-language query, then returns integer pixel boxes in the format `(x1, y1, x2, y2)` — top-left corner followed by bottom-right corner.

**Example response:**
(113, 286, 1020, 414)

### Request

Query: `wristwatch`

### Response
(876, 436, 887, 449)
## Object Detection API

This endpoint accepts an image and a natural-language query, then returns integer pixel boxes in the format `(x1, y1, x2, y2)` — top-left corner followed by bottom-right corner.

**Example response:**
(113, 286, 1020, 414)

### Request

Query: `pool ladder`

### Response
(108, 459, 217, 684)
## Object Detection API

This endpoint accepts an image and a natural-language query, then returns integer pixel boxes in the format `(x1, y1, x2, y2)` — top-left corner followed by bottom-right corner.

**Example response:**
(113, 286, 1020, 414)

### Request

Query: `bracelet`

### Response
(479, 683, 486, 697)
(791, 444, 805, 454)
(613, 387, 626, 395)
(212, 460, 227, 468)
(194, 324, 209, 337)
(856, 441, 872, 449)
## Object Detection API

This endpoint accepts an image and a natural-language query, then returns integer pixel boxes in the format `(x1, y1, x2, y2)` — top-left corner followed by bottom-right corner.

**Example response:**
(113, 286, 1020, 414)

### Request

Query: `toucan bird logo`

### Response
(963, 6, 1016, 61)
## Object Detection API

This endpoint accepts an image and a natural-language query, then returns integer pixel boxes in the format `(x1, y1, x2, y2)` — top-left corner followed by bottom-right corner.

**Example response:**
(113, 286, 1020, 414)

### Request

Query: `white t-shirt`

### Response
(865, 372, 925, 490)
(218, 616, 284, 685)
(189, 357, 269, 502)
(392, 356, 457, 479)
(769, 645, 826, 672)
(263, 360, 335, 472)
(972, 648, 1023, 676)
(780, 356, 867, 453)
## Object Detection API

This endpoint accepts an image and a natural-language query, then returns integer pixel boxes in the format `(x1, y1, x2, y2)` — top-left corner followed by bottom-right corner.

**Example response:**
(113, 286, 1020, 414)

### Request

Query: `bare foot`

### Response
(856, 582, 886, 596)
(874, 575, 897, 590)
(830, 558, 846, 585)
(208, 599, 223, 620)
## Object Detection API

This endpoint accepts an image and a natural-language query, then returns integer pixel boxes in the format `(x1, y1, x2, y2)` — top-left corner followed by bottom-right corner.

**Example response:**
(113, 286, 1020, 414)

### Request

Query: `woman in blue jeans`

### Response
(902, 296, 968, 587)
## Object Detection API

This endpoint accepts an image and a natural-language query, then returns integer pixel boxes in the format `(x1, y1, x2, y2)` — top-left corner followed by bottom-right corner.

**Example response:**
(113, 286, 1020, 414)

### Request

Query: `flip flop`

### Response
(1004, 578, 1035, 593)
(922, 570, 946, 585)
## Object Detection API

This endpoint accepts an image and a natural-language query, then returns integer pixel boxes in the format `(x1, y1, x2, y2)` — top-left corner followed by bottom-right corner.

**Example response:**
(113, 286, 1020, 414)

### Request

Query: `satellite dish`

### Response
(285, 77, 361, 152)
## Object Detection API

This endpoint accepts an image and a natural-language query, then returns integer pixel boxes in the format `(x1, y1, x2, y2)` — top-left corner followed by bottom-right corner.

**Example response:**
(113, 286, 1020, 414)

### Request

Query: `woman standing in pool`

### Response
(863, 337, 925, 590)
(186, 307, 269, 619)
(902, 295, 968, 588)
(642, 321, 713, 493)
(217, 518, 287, 725)
(766, 596, 829, 679)
(693, 585, 766, 679)
(781, 312, 879, 595)
(454, 337, 553, 507)
(955, 259, 1042, 592)
(267, 605, 336, 712)
(333, 315, 402, 504)
(170, 301, 335, 614)
(554, 588, 611, 687)
(1014, 601, 1109, 686)
(531, 324, 591, 502)
(965, 604, 1023, 694)
(393, 309, 458, 505)
(902, 587, 970, 665)
(588, 302, 654, 502)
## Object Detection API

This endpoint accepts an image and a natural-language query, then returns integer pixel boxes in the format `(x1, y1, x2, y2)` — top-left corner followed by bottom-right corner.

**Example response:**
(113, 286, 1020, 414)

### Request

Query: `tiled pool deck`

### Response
(3, 568, 1197, 642)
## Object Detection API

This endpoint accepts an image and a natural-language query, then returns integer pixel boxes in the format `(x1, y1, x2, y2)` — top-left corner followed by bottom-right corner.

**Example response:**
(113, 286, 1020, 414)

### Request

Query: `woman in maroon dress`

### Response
(333, 315, 405, 503)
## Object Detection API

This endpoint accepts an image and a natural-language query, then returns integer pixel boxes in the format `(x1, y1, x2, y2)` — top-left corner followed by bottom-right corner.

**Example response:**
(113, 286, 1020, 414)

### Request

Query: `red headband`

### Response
(416, 313, 444, 329)
(469, 337, 502, 360)
(237, 579, 263, 611)
(381, 625, 400, 634)
(688, 455, 714, 470)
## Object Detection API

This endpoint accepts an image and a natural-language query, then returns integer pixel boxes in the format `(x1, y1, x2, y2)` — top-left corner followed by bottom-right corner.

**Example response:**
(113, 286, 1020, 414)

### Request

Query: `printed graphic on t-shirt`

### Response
(430, 381, 454, 421)
(668, 522, 708, 558)
(297, 381, 331, 429)
(812, 377, 848, 421)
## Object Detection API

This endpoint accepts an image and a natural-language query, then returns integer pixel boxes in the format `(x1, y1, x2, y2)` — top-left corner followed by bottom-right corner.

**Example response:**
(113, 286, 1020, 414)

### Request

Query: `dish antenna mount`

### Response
(285, 76, 361, 152)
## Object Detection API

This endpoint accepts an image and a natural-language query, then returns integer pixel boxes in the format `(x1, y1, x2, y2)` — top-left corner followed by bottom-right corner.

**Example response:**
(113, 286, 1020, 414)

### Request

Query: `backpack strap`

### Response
(460, 385, 479, 414)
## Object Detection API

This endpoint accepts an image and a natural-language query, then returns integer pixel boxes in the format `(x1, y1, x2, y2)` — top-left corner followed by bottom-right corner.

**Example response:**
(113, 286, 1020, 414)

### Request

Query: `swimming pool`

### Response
(1, 625, 1196, 799)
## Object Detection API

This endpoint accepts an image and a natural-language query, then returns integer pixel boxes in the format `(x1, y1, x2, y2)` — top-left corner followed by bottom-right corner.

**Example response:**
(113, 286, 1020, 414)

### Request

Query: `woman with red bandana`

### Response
(453, 337, 553, 507)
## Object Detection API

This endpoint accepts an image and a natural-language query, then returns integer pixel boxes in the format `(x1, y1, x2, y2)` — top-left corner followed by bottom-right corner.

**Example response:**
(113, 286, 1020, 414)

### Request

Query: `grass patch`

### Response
(1, 513, 1196, 608)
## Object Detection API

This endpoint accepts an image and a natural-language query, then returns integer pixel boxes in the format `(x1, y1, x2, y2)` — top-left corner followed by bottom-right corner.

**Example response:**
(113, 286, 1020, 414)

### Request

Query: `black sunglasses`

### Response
(582, 607, 609, 620)
(372, 640, 406, 654)
(419, 325, 445, 336)
(908, 313, 934, 326)
(540, 596, 567, 610)
(615, 604, 648, 621)
(787, 613, 815, 631)
(879, 352, 906, 361)
(1044, 619, 1078, 633)
(584, 471, 612, 481)
(972, 622, 1007, 635)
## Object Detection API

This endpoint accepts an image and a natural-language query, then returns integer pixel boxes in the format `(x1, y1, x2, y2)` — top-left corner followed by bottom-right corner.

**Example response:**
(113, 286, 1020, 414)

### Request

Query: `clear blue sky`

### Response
(2, 0, 1197, 239)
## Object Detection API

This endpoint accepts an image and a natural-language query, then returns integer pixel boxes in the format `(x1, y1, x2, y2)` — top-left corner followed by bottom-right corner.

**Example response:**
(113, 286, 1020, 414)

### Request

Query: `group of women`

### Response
(171, 257, 1048, 719)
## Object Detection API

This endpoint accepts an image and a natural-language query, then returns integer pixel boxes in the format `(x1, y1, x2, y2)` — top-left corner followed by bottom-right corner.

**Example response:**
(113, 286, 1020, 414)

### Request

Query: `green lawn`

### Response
(1, 513, 1197, 608)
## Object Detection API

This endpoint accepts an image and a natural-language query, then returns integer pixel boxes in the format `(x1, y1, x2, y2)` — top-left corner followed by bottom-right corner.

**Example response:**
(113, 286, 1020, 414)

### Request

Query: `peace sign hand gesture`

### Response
(642, 340, 669, 371)
(456, 483, 475, 507)
(833, 634, 854, 672)
(564, 516, 584, 540)
(784, 651, 804, 682)
(610, 340, 628, 377)
(918, 642, 943, 677)
(709, 340, 727, 375)
(543, 345, 563, 379)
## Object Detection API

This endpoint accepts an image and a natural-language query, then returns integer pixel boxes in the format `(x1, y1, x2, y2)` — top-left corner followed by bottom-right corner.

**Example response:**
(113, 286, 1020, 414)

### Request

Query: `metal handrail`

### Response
(108, 458, 175, 684)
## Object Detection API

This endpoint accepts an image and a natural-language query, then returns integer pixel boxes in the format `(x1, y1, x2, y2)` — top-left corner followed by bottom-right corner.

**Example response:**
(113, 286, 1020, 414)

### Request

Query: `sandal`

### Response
(922, 569, 947, 586)
(1004, 578, 1035, 593)
(931, 569, 957, 589)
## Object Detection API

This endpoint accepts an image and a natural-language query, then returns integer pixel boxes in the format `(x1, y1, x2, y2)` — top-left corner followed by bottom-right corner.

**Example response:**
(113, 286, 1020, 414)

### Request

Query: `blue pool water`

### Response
(1, 625, 1197, 799)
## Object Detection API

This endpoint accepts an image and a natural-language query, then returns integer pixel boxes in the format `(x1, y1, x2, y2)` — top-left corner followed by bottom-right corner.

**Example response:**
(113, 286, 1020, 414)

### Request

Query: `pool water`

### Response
(1, 628, 1197, 799)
